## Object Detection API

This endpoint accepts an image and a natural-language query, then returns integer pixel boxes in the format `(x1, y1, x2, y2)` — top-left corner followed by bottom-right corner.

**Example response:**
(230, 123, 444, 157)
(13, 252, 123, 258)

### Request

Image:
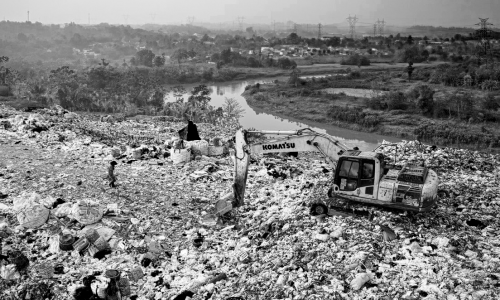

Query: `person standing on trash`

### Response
(178, 117, 201, 141)
(107, 161, 117, 188)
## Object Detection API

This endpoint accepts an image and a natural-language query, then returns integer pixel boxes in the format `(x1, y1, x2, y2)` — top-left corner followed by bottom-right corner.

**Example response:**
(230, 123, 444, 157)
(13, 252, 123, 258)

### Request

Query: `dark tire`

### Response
(310, 203, 328, 216)
(437, 189, 450, 199)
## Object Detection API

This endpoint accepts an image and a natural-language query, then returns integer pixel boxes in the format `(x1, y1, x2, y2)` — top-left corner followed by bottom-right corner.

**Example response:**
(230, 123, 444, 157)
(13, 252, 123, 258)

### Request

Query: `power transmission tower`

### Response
(293, 23, 298, 33)
(123, 15, 129, 25)
(373, 23, 377, 37)
(271, 20, 277, 34)
(27, 11, 29, 22)
(475, 17, 494, 66)
(378, 19, 385, 36)
(88, 13, 90, 25)
(150, 14, 156, 24)
(187, 17, 195, 25)
(347, 15, 358, 39)
(318, 23, 322, 40)
(237, 17, 244, 31)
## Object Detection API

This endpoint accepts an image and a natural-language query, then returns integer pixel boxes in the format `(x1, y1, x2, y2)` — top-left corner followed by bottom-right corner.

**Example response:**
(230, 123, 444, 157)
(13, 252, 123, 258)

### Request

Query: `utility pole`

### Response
(475, 17, 494, 67)
(347, 15, 358, 39)
(318, 23, 322, 40)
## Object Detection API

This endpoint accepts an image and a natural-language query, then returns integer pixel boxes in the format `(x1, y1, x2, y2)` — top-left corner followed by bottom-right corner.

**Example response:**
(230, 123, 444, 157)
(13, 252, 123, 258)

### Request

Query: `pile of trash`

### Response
(1, 104, 500, 300)
(9, 113, 49, 133)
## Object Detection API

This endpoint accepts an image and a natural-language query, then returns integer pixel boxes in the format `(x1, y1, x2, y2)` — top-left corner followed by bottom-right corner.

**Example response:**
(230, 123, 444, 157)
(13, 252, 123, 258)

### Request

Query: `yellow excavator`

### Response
(214, 128, 439, 216)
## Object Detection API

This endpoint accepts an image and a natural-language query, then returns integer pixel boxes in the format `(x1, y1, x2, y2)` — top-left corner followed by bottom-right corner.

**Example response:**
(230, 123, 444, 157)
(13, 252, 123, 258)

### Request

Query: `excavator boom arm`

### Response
(213, 128, 353, 215)
(247, 130, 350, 163)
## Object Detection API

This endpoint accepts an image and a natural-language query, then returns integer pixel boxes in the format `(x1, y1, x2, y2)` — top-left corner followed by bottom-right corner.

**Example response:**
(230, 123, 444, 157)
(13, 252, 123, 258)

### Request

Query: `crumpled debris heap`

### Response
(1, 104, 499, 300)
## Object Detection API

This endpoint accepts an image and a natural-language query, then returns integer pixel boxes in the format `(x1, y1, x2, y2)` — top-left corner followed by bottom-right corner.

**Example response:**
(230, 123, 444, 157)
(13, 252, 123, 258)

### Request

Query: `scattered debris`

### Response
(0, 104, 499, 299)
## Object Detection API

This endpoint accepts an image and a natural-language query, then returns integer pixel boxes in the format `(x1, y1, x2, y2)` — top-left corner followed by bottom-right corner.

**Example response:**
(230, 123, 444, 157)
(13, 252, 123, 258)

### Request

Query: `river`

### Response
(165, 78, 401, 151)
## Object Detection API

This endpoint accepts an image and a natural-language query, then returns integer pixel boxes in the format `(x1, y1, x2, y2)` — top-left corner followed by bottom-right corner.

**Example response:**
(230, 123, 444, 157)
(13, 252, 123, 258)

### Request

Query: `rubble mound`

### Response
(0, 104, 499, 300)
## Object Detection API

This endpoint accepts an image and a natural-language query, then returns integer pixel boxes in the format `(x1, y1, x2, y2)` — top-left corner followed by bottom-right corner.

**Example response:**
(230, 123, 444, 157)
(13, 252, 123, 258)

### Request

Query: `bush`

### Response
(327, 105, 380, 128)
(386, 91, 409, 110)
(411, 68, 432, 81)
(396, 46, 425, 63)
(414, 122, 499, 148)
(276, 57, 297, 69)
(364, 97, 386, 110)
(483, 94, 500, 111)
(348, 70, 361, 79)
(407, 84, 435, 114)
(340, 54, 370, 66)
(253, 93, 268, 101)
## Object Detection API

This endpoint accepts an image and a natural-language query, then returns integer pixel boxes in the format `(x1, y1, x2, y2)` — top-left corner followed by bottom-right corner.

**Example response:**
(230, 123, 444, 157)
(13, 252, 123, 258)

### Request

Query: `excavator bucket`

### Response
(213, 130, 250, 216)
(233, 129, 250, 208)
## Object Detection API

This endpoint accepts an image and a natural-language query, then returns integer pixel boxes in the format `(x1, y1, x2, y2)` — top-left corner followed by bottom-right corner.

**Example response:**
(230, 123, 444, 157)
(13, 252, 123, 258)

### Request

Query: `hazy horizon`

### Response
(4, 0, 500, 28)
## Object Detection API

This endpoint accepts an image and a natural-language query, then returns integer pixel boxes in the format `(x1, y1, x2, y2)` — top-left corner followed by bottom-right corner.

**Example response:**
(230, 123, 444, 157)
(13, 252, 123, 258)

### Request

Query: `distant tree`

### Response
(70, 33, 87, 48)
(201, 34, 210, 42)
(397, 45, 423, 63)
(222, 97, 245, 119)
(407, 35, 414, 45)
(17, 33, 28, 42)
(276, 57, 297, 69)
(287, 32, 300, 44)
(172, 48, 189, 65)
(0, 56, 9, 85)
(188, 84, 211, 106)
(220, 48, 232, 64)
(129, 57, 137, 66)
(246, 27, 255, 35)
(288, 66, 301, 87)
(187, 49, 197, 58)
(420, 49, 430, 60)
(153, 54, 166, 67)
(483, 93, 500, 111)
(406, 62, 415, 81)
(135, 49, 155, 67)
(210, 53, 221, 62)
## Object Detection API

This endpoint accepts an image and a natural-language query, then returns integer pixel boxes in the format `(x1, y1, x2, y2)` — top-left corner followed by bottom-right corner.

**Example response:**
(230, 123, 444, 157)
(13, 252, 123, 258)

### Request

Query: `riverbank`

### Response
(199, 61, 443, 84)
(242, 78, 500, 152)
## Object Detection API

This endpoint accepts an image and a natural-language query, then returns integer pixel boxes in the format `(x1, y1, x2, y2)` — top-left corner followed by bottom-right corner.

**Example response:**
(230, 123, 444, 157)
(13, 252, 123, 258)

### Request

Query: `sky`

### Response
(3, 0, 500, 28)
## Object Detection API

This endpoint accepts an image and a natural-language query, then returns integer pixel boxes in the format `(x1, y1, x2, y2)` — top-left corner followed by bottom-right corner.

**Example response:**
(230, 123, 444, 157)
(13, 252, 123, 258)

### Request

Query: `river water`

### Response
(165, 78, 401, 151)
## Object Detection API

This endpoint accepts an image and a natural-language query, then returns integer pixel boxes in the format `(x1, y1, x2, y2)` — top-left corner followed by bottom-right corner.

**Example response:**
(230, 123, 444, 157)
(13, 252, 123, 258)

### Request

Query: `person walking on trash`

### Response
(107, 161, 117, 188)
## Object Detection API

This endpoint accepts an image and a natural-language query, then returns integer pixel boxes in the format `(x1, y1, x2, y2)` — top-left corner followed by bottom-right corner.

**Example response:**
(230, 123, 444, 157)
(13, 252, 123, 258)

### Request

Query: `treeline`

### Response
(412, 62, 500, 90)
(1, 59, 244, 117)
(210, 48, 296, 69)
(366, 83, 500, 121)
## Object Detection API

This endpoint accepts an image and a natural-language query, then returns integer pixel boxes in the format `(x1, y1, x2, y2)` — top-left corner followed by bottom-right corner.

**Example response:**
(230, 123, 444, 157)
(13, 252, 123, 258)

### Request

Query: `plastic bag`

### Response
(13, 192, 50, 228)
